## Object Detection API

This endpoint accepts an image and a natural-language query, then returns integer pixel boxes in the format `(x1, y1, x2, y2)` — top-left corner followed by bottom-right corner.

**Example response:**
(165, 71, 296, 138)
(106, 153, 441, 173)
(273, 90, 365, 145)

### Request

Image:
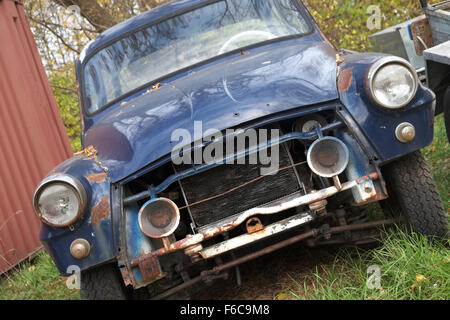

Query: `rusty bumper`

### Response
(130, 172, 381, 271)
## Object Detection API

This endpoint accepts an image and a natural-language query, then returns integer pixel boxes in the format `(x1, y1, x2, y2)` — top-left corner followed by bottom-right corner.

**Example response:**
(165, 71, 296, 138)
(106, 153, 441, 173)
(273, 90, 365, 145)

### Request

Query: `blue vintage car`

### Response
(33, 0, 448, 299)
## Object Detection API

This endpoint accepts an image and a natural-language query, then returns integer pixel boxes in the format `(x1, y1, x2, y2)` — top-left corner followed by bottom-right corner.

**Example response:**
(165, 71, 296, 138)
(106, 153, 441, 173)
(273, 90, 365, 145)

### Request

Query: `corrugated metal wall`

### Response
(0, 0, 73, 273)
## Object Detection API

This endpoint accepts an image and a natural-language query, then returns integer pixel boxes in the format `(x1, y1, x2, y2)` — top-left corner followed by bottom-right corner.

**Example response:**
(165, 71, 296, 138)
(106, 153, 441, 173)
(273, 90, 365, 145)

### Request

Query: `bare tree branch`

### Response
(53, 0, 119, 32)
(137, 0, 171, 12)
(28, 15, 81, 54)
(50, 85, 78, 95)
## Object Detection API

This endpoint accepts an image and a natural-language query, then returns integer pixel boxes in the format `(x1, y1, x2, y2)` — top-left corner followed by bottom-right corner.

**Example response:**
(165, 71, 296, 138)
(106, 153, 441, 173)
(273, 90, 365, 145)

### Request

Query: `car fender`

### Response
(337, 52, 436, 164)
(39, 155, 116, 275)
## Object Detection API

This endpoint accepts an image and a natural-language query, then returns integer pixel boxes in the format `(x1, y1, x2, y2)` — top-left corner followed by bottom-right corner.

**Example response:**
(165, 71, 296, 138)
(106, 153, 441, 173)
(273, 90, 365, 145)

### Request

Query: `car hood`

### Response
(83, 40, 338, 182)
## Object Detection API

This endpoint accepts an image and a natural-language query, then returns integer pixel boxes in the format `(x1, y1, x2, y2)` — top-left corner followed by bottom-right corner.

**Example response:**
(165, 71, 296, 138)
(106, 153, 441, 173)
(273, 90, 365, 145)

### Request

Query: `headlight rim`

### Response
(365, 56, 419, 110)
(33, 174, 87, 228)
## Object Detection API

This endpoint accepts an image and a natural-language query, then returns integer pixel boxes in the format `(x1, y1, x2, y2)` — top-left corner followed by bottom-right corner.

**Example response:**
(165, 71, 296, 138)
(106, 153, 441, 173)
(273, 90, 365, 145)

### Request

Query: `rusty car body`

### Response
(33, 0, 448, 299)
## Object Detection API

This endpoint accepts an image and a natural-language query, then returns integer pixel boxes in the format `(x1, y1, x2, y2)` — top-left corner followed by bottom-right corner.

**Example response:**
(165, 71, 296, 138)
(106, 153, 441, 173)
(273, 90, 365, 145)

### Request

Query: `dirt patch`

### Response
(192, 243, 340, 300)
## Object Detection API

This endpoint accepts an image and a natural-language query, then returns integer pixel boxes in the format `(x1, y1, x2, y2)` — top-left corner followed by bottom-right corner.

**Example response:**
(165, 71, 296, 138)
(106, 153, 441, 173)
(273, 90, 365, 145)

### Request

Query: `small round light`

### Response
(33, 175, 86, 227)
(366, 57, 418, 109)
(138, 198, 180, 239)
(70, 239, 91, 259)
(396, 122, 416, 143)
(307, 137, 350, 178)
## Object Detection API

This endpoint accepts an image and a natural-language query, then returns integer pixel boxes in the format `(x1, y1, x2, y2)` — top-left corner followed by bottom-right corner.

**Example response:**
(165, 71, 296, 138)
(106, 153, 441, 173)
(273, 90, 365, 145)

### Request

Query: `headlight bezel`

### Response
(365, 56, 419, 110)
(33, 174, 87, 228)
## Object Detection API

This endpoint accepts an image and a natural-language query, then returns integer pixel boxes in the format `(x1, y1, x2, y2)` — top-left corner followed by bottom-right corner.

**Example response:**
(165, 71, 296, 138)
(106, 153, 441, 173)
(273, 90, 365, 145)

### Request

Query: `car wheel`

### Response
(444, 86, 450, 142)
(381, 151, 449, 239)
(81, 263, 130, 300)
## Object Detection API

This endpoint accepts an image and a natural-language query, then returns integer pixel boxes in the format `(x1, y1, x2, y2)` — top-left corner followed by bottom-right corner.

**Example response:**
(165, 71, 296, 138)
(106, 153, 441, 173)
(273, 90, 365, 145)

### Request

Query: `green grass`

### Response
(289, 227, 450, 300)
(0, 252, 80, 300)
(423, 115, 450, 214)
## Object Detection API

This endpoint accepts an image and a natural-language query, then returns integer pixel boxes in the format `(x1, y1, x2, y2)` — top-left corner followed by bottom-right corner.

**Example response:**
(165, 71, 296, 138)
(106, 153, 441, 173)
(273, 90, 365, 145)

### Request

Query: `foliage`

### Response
(304, 0, 438, 51)
(290, 227, 450, 300)
(27, 0, 442, 151)
(0, 252, 80, 300)
(25, 0, 170, 152)
(49, 70, 82, 152)
(423, 115, 450, 213)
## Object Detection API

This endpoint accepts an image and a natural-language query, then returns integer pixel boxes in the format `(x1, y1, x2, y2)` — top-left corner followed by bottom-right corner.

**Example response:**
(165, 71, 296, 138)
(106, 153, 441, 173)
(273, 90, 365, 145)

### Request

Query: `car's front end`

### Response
(33, 0, 447, 299)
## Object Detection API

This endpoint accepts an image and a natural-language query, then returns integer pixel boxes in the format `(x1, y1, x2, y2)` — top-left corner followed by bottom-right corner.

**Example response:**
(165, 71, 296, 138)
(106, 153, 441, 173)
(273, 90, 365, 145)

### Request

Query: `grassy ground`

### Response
(423, 115, 450, 214)
(289, 228, 450, 300)
(0, 252, 80, 300)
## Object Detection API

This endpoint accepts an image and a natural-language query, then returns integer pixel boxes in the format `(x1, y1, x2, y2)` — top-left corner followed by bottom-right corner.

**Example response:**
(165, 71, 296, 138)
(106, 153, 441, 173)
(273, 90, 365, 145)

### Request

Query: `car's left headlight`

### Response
(366, 56, 419, 109)
(33, 174, 87, 227)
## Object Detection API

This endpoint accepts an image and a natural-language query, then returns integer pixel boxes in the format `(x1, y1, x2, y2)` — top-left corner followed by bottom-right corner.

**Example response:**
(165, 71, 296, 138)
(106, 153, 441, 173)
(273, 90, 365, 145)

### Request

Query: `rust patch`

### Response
(74, 145, 97, 157)
(352, 192, 387, 207)
(91, 196, 110, 227)
(338, 67, 353, 92)
(120, 266, 135, 287)
(142, 83, 162, 96)
(74, 145, 109, 174)
(409, 17, 433, 56)
(336, 53, 345, 65)
(139, 256, 164, 281)
(336, 52, 347, 77)
(86, 172, 107, 183)
(356, 172, 378, 183)
(246, 217, 264, 234)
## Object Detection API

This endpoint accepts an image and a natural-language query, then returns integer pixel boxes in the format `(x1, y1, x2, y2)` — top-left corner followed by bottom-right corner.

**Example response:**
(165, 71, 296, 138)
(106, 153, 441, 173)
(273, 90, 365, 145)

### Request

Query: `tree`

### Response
(24, 0, 171, 151)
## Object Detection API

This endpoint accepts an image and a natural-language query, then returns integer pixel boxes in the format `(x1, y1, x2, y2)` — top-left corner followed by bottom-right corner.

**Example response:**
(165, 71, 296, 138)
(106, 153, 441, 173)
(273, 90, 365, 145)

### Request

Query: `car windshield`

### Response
(83, 0, 311, 114)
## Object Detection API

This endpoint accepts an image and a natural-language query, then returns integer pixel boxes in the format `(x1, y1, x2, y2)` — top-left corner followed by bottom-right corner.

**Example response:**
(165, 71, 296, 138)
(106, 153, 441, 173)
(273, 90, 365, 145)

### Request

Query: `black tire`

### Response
(444, 87, 450, 142)
(381, 151, 449, 239)
(81, 263, 130, 300)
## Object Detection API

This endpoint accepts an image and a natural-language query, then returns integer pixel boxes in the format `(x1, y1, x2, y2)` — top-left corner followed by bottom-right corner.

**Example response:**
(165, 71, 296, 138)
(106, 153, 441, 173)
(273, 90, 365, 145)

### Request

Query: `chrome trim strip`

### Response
(197, 175, 368, 235)
(200, 212, 314, 259)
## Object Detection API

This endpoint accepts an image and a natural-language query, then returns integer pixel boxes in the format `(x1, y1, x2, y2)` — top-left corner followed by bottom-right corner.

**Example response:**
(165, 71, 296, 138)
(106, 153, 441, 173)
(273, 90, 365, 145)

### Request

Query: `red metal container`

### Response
(0, 0, 73, 273)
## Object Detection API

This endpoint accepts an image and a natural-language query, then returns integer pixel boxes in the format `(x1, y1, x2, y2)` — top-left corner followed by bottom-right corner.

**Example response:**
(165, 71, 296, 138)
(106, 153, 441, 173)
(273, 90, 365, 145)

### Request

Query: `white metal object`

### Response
(425, 1, 450, 45)
(395, 122, 416, 143)
(197, 177, 365, 235)
(138, 198, 180, 239)
(218, 30, 275, 54)
(200, 212, 314, 259)
(306, 137, 350, 178)
(70, 238, 91, 259)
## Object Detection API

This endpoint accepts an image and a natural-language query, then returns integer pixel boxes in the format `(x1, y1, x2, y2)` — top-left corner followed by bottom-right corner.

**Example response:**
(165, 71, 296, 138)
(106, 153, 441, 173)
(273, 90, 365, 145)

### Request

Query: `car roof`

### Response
(79, 0, 208, 63)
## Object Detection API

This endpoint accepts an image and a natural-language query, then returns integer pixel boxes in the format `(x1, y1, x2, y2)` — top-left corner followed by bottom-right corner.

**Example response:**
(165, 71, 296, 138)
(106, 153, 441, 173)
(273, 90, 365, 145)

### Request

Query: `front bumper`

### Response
(126, 172, 381, 286)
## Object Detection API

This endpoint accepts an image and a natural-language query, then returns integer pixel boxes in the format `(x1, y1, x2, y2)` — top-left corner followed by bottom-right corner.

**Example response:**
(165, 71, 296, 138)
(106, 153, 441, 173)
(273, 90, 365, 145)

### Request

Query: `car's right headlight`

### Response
(33, 174, 87, 227)
(366, 56, 419, 109)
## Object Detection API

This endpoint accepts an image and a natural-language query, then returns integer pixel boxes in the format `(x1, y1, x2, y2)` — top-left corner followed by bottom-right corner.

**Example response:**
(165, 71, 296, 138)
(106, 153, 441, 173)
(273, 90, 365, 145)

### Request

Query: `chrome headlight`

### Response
(33, 175, 87, 227)
(366, 57, 419, 109)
